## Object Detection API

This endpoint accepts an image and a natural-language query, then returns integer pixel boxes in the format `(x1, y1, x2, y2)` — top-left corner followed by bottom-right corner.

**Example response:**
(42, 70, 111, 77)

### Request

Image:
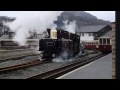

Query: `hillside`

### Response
(0, 12, 111, 36)
(54, 11, 111, 29)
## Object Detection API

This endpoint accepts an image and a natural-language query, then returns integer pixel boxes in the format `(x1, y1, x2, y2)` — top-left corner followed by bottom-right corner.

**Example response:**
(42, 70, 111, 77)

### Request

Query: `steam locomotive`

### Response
(39, 29, 84, 60)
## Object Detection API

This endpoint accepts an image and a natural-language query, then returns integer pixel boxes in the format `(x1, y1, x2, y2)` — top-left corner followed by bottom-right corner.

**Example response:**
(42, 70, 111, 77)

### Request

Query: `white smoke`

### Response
(62, 20, 76, 34)
(52, 51, 75, 63)
(52, 51, 69, 63)
(6, 11, 63, 46)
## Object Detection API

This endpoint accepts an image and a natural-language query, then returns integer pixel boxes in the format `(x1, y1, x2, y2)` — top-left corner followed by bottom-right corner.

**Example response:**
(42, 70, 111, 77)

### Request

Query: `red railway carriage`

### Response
(98, 37, 112, 53)
(84, 40, 98, 50)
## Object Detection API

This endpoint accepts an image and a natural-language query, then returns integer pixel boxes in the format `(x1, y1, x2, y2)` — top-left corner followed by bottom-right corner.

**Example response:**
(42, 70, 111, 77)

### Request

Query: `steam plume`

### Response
(62, 20, 76, 34)
(6, 11, 63, 46)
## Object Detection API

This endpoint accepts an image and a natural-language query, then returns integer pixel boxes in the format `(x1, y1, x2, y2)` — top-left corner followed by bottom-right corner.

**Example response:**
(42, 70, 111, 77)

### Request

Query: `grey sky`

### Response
(85, 11, 115, 22)
(0, 11, 115, 22)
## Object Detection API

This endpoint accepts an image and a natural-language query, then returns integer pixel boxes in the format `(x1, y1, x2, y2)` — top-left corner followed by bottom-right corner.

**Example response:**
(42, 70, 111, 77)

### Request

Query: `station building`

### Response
(77, 25, 112, 42)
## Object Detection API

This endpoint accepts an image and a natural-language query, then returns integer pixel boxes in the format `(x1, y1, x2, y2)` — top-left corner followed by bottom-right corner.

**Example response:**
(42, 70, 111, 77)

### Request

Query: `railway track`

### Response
(0, 54, 40, 63)
(0, 60, 50, 73)
(26, 53, 107, 79)
(0, 50, 105, 79)
(0, 49, 37, 62)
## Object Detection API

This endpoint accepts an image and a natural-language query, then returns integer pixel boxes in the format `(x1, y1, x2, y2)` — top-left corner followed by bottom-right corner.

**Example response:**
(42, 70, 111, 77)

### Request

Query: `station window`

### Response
(82, 33, 84, 36)
(89, 33, 93, 36)
(91, 33, 93, 36)
(89, 33, 91, 36)
(79, 33, 81, 36)
(100, 39, 102, 44)
(107, 39, 110, 44)
(103, 39, 106, 44)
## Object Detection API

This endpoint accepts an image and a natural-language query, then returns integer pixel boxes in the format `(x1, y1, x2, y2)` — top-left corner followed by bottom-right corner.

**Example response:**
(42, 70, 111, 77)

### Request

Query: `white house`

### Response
(80, 32, 94, 41)
(77, 25, 112, 42)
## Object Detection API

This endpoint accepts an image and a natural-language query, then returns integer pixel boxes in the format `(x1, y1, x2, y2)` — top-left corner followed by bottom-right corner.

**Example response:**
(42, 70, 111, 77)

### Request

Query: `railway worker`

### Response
(81, 42, 85, 54)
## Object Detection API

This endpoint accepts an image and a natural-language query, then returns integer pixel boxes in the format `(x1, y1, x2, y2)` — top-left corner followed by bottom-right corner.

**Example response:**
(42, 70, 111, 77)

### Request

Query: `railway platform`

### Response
(57, 53, 112, 79)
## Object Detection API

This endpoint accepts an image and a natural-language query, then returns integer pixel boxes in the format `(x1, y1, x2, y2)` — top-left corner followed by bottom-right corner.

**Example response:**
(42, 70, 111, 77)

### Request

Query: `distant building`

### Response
(0, 17, 15, 37)
(0, 22, 4, 36)
(0, 30, 42, 50)
(77, 25, 112, 42)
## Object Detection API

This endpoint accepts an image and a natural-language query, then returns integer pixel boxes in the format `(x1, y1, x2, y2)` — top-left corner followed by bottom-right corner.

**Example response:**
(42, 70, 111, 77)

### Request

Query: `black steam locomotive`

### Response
(39, 29, 83, 60)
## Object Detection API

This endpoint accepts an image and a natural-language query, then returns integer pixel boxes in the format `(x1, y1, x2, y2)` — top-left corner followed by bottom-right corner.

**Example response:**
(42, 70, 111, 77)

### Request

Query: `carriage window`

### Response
(103, 39, 106, 44)
(107, 39, 110, 44)
(100, 39, 102, 44)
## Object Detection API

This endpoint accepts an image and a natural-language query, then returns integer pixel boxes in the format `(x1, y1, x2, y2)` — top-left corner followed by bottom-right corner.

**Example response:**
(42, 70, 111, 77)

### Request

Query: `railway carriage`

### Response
(98, 36, 112, 53)
(84, 40, 98, 50)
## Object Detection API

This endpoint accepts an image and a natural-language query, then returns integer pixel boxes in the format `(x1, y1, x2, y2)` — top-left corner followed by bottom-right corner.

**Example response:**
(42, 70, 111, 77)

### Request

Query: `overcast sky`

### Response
(0, 11, 115, 22)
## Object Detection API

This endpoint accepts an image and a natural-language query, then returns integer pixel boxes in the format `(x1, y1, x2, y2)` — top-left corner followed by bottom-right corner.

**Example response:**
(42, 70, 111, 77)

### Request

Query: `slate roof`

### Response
(78, 25, 111, 33)
(99, 30, 112, 38)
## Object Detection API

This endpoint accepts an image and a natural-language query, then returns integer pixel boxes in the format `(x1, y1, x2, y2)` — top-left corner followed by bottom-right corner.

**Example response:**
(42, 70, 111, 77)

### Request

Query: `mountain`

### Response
(54, 11, 111, 28)
(0, 12, 111, 36)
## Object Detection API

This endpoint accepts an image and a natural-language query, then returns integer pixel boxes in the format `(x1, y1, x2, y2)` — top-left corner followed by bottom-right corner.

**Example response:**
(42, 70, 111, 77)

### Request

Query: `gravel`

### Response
(0, 52, 101, 79)
(0, 55, 40, 68)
